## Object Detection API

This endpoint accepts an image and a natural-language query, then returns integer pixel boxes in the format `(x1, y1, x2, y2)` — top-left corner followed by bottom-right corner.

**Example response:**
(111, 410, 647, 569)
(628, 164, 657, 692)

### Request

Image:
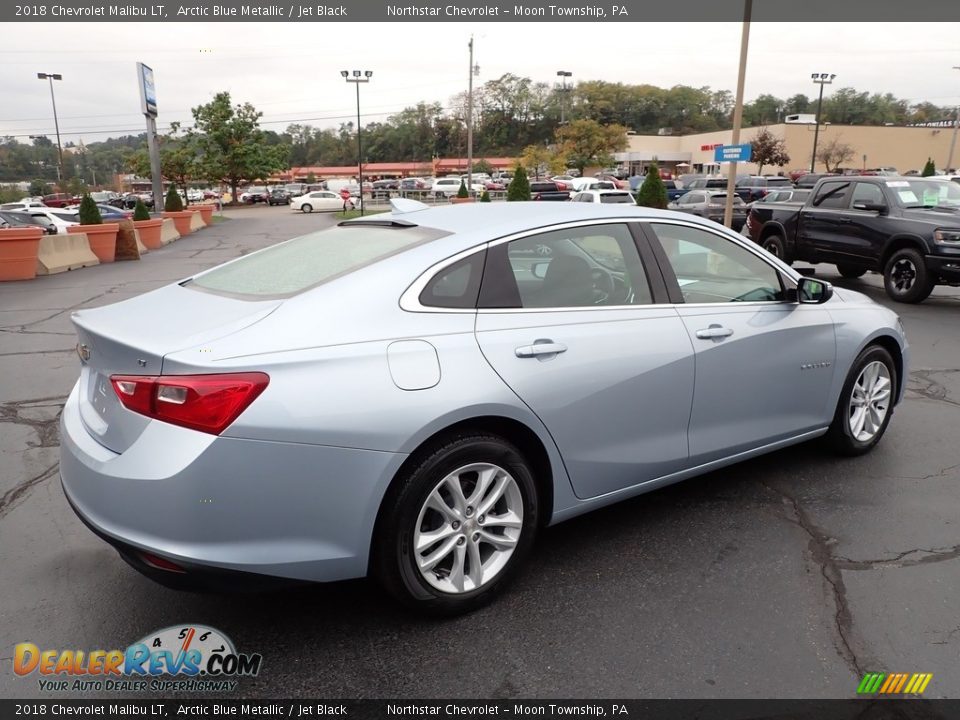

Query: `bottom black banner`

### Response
(1, 699, 956, 720)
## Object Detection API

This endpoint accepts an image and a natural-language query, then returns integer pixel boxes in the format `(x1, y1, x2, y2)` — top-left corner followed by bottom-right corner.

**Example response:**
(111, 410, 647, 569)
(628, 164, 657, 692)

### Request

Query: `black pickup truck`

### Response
(744, 176, 960, 303)
(529, 181, 571, 201)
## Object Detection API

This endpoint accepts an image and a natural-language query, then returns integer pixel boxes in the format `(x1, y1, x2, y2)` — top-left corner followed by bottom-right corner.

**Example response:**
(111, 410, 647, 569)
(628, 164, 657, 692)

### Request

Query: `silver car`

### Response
(670, 189, 748, 230)
(61, 200, 908, 614)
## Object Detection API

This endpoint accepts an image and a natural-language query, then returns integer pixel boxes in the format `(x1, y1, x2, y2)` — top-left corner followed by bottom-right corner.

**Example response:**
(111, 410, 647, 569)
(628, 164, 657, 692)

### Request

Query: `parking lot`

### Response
(1, 205, 958, 699)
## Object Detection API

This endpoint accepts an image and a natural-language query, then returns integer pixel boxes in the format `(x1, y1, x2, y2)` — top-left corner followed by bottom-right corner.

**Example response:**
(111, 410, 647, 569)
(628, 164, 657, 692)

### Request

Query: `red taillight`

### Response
(140, 552, 186, 573)
(110, 373, 269, 435)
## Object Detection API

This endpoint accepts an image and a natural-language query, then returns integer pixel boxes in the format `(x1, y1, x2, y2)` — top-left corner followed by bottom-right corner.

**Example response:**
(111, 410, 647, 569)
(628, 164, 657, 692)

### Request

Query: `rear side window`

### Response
(188, 224, 445, 298)
(419, 251, 486, 309)
(813, 181, 851, 209)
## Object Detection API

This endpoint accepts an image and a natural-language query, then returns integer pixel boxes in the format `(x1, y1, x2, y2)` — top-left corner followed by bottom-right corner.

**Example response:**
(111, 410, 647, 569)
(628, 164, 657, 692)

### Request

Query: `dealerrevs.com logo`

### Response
(14, 625, 262, 693)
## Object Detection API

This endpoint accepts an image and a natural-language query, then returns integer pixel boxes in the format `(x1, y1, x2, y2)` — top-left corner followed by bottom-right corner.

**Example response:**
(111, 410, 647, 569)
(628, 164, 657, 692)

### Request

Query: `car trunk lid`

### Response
(71, 283, 281, 453)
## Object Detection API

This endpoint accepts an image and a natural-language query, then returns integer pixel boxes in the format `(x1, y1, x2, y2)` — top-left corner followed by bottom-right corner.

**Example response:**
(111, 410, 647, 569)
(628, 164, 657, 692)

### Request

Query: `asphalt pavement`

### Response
(1, 205, 958, 700)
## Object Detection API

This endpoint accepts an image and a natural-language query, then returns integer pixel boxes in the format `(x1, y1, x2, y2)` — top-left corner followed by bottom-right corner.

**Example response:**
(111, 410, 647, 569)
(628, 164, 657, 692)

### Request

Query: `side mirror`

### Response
(796, 276, 833, 304)
(531, 261, 550, 280)
(852, 201, 886, 213)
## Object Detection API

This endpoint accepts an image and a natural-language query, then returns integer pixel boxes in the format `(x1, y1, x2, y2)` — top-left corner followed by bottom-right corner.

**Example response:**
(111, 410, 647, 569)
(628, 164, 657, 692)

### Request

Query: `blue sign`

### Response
(714, 143, 752, 163)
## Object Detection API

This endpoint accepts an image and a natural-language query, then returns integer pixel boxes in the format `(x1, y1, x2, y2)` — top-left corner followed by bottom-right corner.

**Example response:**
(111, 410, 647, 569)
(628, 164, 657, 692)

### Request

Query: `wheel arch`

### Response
(879, 234, 927, 269)
(862, 334, 905, 404)
(368, 414, 558, 574)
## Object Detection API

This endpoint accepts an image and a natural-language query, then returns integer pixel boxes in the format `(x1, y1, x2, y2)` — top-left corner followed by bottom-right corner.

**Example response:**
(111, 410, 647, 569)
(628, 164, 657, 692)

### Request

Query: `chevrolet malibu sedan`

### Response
(61, 200, 908, 614)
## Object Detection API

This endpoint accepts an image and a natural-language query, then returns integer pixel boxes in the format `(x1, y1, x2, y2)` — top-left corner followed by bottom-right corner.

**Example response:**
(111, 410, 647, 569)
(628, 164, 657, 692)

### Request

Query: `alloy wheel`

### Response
(848, 360, 892, 442)
(890, 257, 917, 294)
(413, 463, 523, 594)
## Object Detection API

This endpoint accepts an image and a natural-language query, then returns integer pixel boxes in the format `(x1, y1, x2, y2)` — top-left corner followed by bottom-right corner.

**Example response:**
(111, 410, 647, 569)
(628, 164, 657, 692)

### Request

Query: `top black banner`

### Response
(5, 0, 960, 22)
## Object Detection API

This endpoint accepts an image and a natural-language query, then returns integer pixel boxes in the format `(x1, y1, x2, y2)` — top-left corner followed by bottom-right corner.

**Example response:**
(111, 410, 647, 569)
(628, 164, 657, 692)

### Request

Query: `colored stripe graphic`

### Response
(857, 672, 931, 695)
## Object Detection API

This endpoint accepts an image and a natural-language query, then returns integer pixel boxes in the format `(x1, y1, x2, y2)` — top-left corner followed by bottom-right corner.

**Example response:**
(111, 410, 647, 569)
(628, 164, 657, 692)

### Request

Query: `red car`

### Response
(42, 193, 80, 208)
(595, 174, 628, 189)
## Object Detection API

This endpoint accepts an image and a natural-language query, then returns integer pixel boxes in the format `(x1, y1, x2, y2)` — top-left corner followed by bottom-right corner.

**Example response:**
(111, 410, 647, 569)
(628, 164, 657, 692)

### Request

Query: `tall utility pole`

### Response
(557, 70, 573, 124)
(945, 65, 960, 172)
(810, 73, 836, 172)
(342, 70, 373, 215)
(723, 0, 751, 229)
(37, 73, 64, 185)
(466, 36, 479, 194)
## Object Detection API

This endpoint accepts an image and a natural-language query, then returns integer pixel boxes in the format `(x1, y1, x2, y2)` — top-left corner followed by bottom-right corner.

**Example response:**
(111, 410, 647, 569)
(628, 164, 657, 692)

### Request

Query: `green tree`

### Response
(78, 194, 103, 225)
(306, 172, 317, 184)
(750, 128, 791, 175)
(457, 179, 469, 198)
(507, 165, 531, 201)
(471, 159, 494, 175)
(921, 157, 936, 176)
(29, 179, 50, 197)
(188, 92, 287, 204)
(132, 198, 151, 221)
(635, 163, 668, 209)
(520, 144, 566, 178)
(164, 185, 183, 212)
(555, 119, 628, 177)
(480, 189, 491, 202)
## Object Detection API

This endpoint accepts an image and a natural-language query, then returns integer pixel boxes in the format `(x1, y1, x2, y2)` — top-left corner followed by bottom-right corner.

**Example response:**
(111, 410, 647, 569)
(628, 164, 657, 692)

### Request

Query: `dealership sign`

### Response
(714, 143, 752, 163)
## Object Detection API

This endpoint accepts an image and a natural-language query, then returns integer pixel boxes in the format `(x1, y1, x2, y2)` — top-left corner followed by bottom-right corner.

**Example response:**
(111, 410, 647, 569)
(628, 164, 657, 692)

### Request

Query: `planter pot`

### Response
(162, 211, 195, 236)
(450, 197, 476, 204)
(67, 222, 120, 263)
(0, 227, 43, 281)
(193, 204, 215, 225)
(133, 218, 164, 249)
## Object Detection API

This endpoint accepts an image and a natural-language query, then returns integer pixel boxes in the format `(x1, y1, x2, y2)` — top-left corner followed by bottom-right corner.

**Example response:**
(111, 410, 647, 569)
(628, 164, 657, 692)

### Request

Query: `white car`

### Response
(187, 189, 204, 203)
(2, 200, 47, 210)
(432, 178, 484, 197)
(570, 178, 617, 192)
(291, 190, 357, 213)
(24, 207, 79, 234)
(570, 189, 636, 204)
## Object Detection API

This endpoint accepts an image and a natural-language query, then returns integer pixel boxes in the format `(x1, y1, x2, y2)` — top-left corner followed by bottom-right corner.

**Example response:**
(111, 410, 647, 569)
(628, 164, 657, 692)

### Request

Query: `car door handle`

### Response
(695, 326, 734, 339)
(515, 342, 568, 358)
(839, 217, 853, 224)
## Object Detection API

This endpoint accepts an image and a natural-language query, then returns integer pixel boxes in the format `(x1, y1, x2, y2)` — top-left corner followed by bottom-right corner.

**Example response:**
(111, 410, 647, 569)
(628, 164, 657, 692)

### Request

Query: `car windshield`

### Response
(187, 224, 446, 298)
(599, 193, 635, 204)
(889, 179, 960, 208)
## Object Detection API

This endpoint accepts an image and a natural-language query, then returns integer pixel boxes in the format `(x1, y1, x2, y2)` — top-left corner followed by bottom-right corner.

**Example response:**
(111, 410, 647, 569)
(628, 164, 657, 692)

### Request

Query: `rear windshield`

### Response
(599, 193, 635, 203)
(186, 223, 446, 298)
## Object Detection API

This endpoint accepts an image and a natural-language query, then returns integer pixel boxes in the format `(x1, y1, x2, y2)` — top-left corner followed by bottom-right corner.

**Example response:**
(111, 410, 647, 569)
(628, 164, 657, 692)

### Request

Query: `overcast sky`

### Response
(1, 22, 959, 144)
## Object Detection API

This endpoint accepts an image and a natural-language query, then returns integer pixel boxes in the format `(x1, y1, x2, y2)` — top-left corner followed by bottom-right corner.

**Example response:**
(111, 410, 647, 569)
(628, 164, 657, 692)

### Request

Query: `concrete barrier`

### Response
(159, 217, 180, 245)
(189, 210, 205, 232)
(133, 229, 149, 254)
(36, 233, 100, 275)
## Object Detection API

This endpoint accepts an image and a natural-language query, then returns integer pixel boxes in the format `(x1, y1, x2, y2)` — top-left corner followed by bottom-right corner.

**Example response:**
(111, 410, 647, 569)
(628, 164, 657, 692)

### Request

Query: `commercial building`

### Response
(614, 122, 959, 177)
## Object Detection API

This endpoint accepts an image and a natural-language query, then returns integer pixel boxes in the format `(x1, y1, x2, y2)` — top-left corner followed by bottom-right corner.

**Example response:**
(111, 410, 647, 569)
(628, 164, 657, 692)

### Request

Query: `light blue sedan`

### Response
(60, 199, 907, 613)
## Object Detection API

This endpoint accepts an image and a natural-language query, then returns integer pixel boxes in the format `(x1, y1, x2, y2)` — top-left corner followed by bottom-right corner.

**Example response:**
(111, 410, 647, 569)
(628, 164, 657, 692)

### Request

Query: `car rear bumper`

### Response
(926, 254, 960, 282)
(59, 382, 405, 587)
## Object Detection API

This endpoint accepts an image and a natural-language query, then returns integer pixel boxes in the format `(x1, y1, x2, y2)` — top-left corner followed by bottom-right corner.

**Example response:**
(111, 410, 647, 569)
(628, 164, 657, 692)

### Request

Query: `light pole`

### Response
(36, 73, 64, 184)
(722, 0, 751, 229)
(466, 37, 479, 193)
(341, 70, 372, 215)
(944, 66, 960, 173)
(557, 70, 573, 125)
(810, 72, 836, 172)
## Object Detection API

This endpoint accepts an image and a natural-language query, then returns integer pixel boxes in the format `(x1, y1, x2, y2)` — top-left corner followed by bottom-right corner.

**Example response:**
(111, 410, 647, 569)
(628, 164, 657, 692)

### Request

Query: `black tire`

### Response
(300, 203, 313, 213)
(883, 248, 934, 303)
(373, 433, 539, 615)
(826, 345, 897, 456)
(837, 265, 866, 279)
(761, 234, 792, 264)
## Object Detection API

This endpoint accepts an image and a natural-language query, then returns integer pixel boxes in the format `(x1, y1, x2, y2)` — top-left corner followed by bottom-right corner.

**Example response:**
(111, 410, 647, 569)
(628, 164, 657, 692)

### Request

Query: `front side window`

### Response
(649, 223, 784, 303)
(851, 183, 885, 206)
(478, 224, 652, 309)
